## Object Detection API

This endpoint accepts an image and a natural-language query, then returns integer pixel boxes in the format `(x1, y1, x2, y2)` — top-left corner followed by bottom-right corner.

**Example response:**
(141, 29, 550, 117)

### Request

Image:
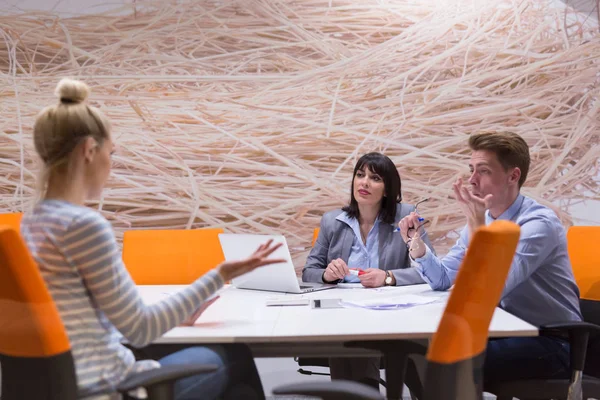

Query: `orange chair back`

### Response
(311, 227, 320, 247)
(0, 226, 71, 358)
(427, 220, 520, 364)
(0, 212, 23, 232)
(567, 226, 600, 301)
(122, 228, 225, 285)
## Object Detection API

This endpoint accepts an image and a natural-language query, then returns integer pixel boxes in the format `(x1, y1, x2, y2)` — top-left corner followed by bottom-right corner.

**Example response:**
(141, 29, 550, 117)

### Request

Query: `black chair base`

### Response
(274, 380, 384, 400)
(487, 376, 600, 400)
(296, 356, 388, 388)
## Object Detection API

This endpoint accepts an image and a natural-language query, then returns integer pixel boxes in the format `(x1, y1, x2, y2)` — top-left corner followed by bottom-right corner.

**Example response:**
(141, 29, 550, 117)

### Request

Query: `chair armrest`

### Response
(541, 322, 600, 335)
(273, 380, 384, 400)
(116, 364, 218, 393)
(540, 321, 600, 372)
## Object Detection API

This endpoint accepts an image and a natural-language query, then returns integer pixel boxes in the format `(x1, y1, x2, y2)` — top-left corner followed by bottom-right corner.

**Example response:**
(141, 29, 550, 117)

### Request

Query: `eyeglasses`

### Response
(406, 197, 429, 239)
(407, 219, 431, 240)
(406, 220, 430, 251)
(406, 198, 430, 252)
(413, 197, 429, 212)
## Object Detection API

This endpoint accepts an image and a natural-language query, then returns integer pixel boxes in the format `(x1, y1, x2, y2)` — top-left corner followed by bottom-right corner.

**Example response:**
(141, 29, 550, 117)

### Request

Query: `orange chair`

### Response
(422, 220, 520, 400)
(274, 220, 521, 400)
(311, 227, 320, 247)
(122, 228, 225, 285)
(0, 225, 216, 400)
(567, 226, 600, 301)
(0, 212, 23, 232)
(567, 226, 600, 381)
(0, 225, 77, 399)
(567, 226, 600, 329)
(488, 226, 600, 400)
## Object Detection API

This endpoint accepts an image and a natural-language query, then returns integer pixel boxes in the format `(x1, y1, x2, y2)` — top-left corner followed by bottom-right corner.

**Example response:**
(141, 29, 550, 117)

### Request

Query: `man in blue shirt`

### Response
(399, 131, 582, 385)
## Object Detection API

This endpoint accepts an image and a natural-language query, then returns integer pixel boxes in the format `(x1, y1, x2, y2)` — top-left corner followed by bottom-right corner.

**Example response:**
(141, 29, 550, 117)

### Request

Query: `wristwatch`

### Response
(384, 271, 393, 286)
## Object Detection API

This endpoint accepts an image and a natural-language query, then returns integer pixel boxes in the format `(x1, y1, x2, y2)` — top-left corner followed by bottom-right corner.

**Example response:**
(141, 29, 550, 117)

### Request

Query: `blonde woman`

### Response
(21, 78, 283, 399)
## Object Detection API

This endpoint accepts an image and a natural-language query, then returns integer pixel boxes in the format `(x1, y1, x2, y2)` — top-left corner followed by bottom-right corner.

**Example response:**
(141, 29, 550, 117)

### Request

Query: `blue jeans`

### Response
(484, 336, 571, 385)
(139, 344, 264, 400)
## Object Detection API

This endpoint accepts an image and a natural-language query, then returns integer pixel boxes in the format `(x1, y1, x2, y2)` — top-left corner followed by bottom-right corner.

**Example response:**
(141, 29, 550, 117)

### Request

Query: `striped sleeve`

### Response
(60, 212, 224, 348)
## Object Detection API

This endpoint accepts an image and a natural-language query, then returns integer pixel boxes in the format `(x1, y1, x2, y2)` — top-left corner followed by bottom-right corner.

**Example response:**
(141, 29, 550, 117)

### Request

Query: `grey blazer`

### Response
(302, 203, 435, 286)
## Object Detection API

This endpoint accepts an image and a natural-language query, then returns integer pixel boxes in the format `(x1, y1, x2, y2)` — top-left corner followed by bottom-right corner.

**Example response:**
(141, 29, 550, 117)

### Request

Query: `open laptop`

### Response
(218, 233, 336, 294)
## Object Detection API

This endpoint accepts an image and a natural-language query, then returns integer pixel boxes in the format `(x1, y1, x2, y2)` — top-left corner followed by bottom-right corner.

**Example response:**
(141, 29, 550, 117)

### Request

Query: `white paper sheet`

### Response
(340, 294, 439, 310)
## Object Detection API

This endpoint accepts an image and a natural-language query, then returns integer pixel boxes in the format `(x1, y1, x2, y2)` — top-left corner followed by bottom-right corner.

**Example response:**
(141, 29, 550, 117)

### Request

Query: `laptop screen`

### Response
(218, 233, 301, 293)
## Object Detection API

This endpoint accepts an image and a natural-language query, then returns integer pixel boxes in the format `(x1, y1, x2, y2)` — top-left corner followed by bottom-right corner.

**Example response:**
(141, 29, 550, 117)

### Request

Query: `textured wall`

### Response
(1, 0, 598, 269)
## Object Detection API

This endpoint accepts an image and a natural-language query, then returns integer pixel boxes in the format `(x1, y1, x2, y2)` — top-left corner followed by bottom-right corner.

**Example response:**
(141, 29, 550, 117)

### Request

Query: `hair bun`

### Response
(55, 78, 90, 104)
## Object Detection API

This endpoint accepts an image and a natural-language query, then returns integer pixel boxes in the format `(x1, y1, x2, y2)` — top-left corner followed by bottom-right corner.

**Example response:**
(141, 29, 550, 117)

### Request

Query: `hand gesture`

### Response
(181, 295, 220, 326)
(452, 178, 493, 236)
(218, 239, 285, 282)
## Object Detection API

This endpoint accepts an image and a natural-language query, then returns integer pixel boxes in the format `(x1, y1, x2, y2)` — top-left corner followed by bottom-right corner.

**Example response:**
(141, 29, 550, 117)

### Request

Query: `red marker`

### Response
(349, 269, 366, 276)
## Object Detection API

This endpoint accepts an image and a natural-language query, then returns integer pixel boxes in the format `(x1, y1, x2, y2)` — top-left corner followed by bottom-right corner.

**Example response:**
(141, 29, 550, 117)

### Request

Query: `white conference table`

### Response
(139, 283, 537, 351)
(139, 283, 537, 399)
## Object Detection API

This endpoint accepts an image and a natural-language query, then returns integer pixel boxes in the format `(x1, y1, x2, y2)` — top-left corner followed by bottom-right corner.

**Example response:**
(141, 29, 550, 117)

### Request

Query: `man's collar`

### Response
(485, 194, 524, 224)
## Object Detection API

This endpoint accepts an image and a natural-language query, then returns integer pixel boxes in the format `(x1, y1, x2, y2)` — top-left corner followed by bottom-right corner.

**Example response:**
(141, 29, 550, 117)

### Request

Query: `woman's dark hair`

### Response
(342, 152, 402, 224)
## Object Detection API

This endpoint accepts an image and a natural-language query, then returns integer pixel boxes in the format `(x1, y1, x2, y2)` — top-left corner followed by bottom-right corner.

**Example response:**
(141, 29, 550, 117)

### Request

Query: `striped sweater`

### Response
(21, 200, 224, 397)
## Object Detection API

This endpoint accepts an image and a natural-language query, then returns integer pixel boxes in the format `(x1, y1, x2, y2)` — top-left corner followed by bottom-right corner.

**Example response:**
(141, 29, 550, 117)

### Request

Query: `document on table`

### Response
(339, 294, 440, 310)
(336, 283, 365, 289)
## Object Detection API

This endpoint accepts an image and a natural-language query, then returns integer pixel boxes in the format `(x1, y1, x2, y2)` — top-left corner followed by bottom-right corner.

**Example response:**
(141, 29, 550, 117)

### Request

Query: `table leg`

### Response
(384, 353, 407, 400)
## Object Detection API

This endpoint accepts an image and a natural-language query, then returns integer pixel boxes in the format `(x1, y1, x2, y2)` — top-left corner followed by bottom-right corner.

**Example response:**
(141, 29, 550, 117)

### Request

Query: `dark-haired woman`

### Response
(302, 152, 434, 389)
